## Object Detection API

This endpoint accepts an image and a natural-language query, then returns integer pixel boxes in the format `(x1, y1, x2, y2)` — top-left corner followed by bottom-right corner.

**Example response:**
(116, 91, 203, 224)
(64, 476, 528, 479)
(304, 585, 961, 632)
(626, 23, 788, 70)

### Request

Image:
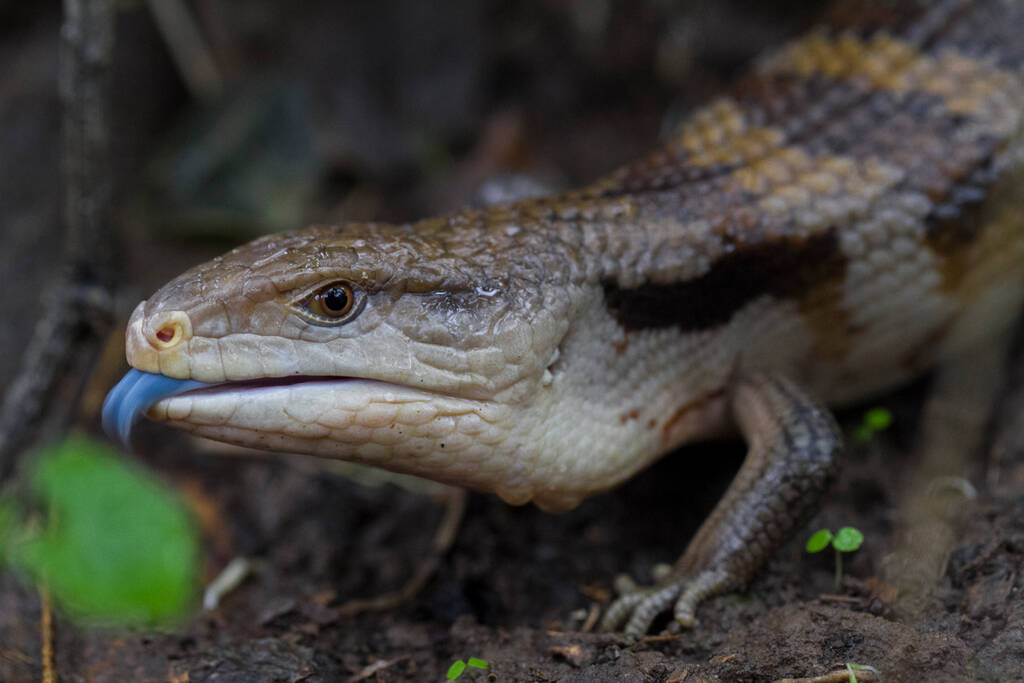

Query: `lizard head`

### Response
(123, 222, 555, 393)
(103, 220, 591, 509)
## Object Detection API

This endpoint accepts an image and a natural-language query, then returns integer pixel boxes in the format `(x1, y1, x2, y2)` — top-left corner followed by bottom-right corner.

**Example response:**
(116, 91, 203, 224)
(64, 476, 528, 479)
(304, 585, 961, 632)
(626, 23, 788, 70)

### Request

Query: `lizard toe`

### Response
(598, 585, 652, 633)
(623, 583, 684, 641)
(600, 575, 689, 641)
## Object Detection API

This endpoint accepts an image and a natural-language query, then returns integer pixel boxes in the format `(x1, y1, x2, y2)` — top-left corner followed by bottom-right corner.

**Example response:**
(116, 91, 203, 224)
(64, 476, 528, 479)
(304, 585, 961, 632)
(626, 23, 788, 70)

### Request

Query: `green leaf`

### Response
(846, 662, 859, 683)
(833, 527, 864, 553)
(864, 407, 893, 431)
(12, 436, 199, 625)
(806, 529, 834, 553)
(447, 660, 467, 679)
(854, 407, 893, 442)
(467, 657, 489, 669)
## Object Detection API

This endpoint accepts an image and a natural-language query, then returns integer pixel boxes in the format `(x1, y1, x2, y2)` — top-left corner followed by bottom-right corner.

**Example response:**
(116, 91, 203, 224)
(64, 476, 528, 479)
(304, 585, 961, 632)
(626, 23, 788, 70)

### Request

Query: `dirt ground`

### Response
(2, 2, 1024, 681)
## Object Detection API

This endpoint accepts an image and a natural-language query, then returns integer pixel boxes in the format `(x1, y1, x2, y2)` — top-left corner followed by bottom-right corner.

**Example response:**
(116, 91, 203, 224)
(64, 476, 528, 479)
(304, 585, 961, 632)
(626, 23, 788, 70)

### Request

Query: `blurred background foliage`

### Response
(0, 437, 199, 625)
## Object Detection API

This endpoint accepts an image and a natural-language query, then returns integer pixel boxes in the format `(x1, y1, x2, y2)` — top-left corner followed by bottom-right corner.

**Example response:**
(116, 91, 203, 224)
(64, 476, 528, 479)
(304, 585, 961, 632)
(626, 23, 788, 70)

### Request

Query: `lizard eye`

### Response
(317, 285, 353, 316)
(291, 281, 364, 325)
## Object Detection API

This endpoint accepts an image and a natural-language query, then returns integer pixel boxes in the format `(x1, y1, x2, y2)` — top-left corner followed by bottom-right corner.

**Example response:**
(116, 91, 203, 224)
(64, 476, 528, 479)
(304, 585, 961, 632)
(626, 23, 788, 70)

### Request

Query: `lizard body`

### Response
(104, 0, 1024, 637)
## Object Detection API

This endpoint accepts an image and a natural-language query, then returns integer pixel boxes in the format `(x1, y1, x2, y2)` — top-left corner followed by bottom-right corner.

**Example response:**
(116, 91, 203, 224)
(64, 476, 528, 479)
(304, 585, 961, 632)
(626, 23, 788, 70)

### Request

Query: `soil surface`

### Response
(2, 2, 1023, 681)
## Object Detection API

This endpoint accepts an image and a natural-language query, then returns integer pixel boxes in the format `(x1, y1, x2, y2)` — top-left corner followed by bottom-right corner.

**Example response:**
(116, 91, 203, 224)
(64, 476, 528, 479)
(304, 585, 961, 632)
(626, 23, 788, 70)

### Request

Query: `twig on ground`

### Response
(40, 586, 55, 683)
(772, 666, 879, 683)
(346, 656, 409, 683)
(579, 602, 601, 633)
(338, 488, 467, 616)
(817, 594, 863, 604)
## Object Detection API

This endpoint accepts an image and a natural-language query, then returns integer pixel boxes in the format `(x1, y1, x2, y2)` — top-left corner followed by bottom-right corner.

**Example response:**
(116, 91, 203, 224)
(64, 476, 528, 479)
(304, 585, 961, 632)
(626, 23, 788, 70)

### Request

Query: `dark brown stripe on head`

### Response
(603, 228, 845, 332)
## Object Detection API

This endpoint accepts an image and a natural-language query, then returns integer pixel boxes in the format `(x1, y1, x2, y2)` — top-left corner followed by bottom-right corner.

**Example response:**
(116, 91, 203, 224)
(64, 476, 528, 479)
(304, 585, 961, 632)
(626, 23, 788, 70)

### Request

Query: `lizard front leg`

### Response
(601, 373, 841, 640)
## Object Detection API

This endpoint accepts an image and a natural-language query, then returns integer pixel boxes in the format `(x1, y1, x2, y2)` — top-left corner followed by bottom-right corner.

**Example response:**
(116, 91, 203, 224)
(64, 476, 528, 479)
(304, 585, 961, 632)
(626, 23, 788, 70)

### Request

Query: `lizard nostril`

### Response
(152, 322, 184, 349)
(146, 311, 192, 350)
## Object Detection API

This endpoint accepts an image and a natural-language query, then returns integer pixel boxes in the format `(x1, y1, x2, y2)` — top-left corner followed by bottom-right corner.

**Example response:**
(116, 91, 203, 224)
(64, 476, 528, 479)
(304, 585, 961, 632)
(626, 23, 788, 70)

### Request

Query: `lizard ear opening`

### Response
(289, 280, 367, 326)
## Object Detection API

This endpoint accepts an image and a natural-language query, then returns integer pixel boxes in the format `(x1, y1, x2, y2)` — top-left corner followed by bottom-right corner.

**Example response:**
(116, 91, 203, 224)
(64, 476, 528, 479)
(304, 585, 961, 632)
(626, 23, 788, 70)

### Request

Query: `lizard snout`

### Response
(124, 302, 195, 377)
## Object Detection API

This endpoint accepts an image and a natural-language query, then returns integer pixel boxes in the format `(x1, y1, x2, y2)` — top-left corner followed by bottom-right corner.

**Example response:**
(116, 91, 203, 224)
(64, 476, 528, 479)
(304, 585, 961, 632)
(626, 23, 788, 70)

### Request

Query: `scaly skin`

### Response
(111, 0, 1024, 635)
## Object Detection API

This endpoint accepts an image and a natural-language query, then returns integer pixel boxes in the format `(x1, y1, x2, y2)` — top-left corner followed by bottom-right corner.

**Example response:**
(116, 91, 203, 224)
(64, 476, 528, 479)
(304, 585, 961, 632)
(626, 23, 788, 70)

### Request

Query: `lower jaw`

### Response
(151, 377, 508, 458)
(159, 399, 532, 503)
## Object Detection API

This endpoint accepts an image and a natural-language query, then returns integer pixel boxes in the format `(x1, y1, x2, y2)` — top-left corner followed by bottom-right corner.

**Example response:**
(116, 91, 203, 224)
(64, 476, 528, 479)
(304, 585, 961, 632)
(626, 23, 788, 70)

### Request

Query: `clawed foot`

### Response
(599, 564, 727, 641)
(599, 375, 842, 641)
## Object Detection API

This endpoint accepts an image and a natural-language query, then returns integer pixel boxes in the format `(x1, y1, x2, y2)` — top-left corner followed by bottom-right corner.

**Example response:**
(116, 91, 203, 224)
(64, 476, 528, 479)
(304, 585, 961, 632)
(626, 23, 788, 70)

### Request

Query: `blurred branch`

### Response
(146, 0, 223, 101)
(62, 0, 116, 277)
(0, 0, 119, 483)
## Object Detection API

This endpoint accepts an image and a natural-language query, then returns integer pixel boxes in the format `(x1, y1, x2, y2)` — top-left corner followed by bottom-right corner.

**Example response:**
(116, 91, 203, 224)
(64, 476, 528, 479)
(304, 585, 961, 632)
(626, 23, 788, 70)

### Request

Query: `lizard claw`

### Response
(599, 574, 686, 641)
(600, 375, 842, 640)
(600, 566, 732, 640)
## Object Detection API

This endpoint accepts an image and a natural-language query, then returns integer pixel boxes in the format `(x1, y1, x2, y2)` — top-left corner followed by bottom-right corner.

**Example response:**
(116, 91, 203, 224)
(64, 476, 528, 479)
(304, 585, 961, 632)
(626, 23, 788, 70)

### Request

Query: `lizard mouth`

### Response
(101, 370, 363, 447)
(178, 375, 355, 395)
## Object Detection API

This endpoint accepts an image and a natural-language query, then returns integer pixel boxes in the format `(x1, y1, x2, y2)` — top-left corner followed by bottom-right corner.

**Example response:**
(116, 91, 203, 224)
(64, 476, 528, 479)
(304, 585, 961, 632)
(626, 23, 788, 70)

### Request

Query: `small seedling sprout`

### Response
(806, 526, 864, 590)
(446, 661, 466, 680)
(846, 662, 878, 682)
(446, 657, 489, 680)
(854, 407, 893, 442)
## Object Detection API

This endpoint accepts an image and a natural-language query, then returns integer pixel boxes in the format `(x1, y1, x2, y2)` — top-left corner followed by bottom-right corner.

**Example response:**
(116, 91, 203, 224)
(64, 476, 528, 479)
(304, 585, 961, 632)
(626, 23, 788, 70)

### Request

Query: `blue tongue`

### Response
(102, 369, 210, 447)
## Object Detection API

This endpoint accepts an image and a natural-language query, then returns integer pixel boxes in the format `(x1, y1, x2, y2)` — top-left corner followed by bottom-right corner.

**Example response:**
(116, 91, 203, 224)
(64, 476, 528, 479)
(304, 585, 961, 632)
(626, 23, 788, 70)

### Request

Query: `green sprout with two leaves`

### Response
(806, 526, 864, 591)
(853, 407, 893, 442)
(446, 657, 489, 680)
